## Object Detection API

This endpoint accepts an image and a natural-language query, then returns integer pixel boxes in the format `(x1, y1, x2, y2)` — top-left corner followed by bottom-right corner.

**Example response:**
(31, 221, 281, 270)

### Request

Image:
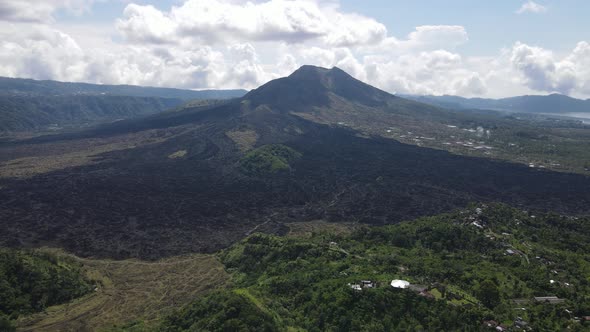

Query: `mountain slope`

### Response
(0, 76, 248, 132)
(0, 95, 185, 132)
(1, 66, 590, 260)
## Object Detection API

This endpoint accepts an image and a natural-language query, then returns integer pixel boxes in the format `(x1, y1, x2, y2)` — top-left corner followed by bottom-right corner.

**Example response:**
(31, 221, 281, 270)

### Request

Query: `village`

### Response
(339, 205, 588, 331)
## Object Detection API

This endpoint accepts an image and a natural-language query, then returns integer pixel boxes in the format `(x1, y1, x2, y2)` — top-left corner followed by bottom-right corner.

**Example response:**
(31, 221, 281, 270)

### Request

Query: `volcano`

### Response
(1, 65, 590, 259)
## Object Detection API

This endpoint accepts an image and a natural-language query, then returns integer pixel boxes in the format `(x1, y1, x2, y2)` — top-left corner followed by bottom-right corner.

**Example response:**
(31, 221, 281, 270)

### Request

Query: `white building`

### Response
(390, 279, 410, 289)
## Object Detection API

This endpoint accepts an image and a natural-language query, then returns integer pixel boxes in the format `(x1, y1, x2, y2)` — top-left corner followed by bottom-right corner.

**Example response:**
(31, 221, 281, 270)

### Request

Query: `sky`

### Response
(0, 0, 589, 98)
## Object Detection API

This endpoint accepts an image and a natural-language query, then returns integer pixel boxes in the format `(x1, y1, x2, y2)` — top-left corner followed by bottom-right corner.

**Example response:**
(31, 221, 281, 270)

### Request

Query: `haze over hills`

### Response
(1, 65, 590, 260)
(0, 76, 248, 132)
(0, 76, 248, 100)
(404, 93, 590, 114)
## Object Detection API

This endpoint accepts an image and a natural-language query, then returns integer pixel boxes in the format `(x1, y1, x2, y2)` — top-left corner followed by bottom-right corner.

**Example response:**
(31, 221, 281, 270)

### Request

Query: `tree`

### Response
(477, 279, 501, 309)
(0, 313, 15, 332)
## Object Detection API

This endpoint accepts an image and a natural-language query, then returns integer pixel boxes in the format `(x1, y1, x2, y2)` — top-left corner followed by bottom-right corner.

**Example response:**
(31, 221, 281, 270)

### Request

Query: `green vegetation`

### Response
(239, 144, 302, 175)
(158, 204, 590, 331)
(161, 290, 278, 332)
(4, 204, 590, 331)
(15, 253, 229, 332)
(0, 249, 92, 329)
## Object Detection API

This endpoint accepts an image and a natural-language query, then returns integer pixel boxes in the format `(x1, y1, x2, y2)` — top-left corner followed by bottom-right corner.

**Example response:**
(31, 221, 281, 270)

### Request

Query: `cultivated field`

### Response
(17, 249, 229, 331)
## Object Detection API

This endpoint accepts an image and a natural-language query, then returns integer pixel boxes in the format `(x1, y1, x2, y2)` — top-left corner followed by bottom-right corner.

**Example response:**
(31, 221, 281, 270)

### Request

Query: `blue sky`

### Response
(57, 0, 590, 55)
(1, 0, 589, 98)
(340, 0, 590, 55)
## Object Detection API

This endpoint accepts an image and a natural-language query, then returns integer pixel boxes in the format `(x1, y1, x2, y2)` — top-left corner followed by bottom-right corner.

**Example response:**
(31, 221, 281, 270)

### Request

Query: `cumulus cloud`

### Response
(0, 21, 275, 90)
(516, 1, 547, 14)
(360, 25, 469, 57)
(509, 41, 590, 95)
(404, 25, 468, 50)
(358, 49, 484, 96)
(0, 0, 95, 22)
(0, 20, 493, 96)
(117, 0, 387, 47)
(2, 0, 589, 99)
(0, 24, 86, 80)
(0, 0, 483, 95)
(117, 4, 176, 44)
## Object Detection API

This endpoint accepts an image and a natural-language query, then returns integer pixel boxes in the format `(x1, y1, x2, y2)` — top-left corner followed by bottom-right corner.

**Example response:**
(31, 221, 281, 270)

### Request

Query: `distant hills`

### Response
(0, 95, 185, 132)
(0, 76, 248, 132)
(403, 93, 590, 114)
(0, 76, 247, 100)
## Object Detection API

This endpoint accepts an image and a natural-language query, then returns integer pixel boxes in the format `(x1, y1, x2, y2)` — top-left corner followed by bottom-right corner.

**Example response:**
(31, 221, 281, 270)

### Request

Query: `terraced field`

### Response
(17, 250, 229, 331)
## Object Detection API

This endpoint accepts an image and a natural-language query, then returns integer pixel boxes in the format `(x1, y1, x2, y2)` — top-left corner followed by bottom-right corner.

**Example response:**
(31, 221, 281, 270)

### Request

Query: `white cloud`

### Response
(1, 0, 589, 99)
(322, 12, 387, 47)
(117, 0, 387, 47)
(0, 20, 277, 90)
(0, 0, 96, 22)
(509, 41, 588, 95)
(405, 25, 468, 50)
(358, 49, 483, 96)
(117, 4, 176, 44)
(516, 1, 547, 14)
(0, 24, 86, 81)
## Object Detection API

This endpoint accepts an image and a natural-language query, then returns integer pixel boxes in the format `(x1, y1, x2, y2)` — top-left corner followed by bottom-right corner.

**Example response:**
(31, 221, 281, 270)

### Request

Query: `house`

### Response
(496, 325, 508, 331)
(348, 280, 375, 291)
(483, 320, 498, 328)
(514, 317, 529, 329)
(534, 296, 565, 304)
(349, 283, 362, 291)
(360, 280, 376, 289)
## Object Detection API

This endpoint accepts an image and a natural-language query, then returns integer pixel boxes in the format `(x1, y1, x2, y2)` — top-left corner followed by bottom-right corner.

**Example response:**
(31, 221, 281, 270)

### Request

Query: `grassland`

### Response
(16, 249, 229, 332)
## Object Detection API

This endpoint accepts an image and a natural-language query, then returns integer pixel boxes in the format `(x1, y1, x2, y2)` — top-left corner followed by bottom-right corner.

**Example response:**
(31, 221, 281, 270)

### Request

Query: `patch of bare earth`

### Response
(225, 129, 258, 152)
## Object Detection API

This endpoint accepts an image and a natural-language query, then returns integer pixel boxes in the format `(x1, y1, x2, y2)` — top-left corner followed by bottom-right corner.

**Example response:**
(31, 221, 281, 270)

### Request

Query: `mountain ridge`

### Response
(404, 93, 590, 114)
(0, 77, 248, 132)
(0, 76, 248, 100)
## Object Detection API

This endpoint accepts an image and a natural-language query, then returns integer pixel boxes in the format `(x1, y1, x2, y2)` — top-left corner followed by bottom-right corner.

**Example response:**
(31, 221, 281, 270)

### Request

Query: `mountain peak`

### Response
(288, 65, 343, 76)
(245, 65, 393, 109)
(288, 65, 352, 84)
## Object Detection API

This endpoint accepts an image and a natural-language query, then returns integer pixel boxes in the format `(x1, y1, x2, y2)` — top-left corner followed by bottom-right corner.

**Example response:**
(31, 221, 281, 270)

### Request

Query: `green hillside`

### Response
(0, 249, 93, 331)
(156, 204, 590, 331)
(239, 144, 302, 175)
